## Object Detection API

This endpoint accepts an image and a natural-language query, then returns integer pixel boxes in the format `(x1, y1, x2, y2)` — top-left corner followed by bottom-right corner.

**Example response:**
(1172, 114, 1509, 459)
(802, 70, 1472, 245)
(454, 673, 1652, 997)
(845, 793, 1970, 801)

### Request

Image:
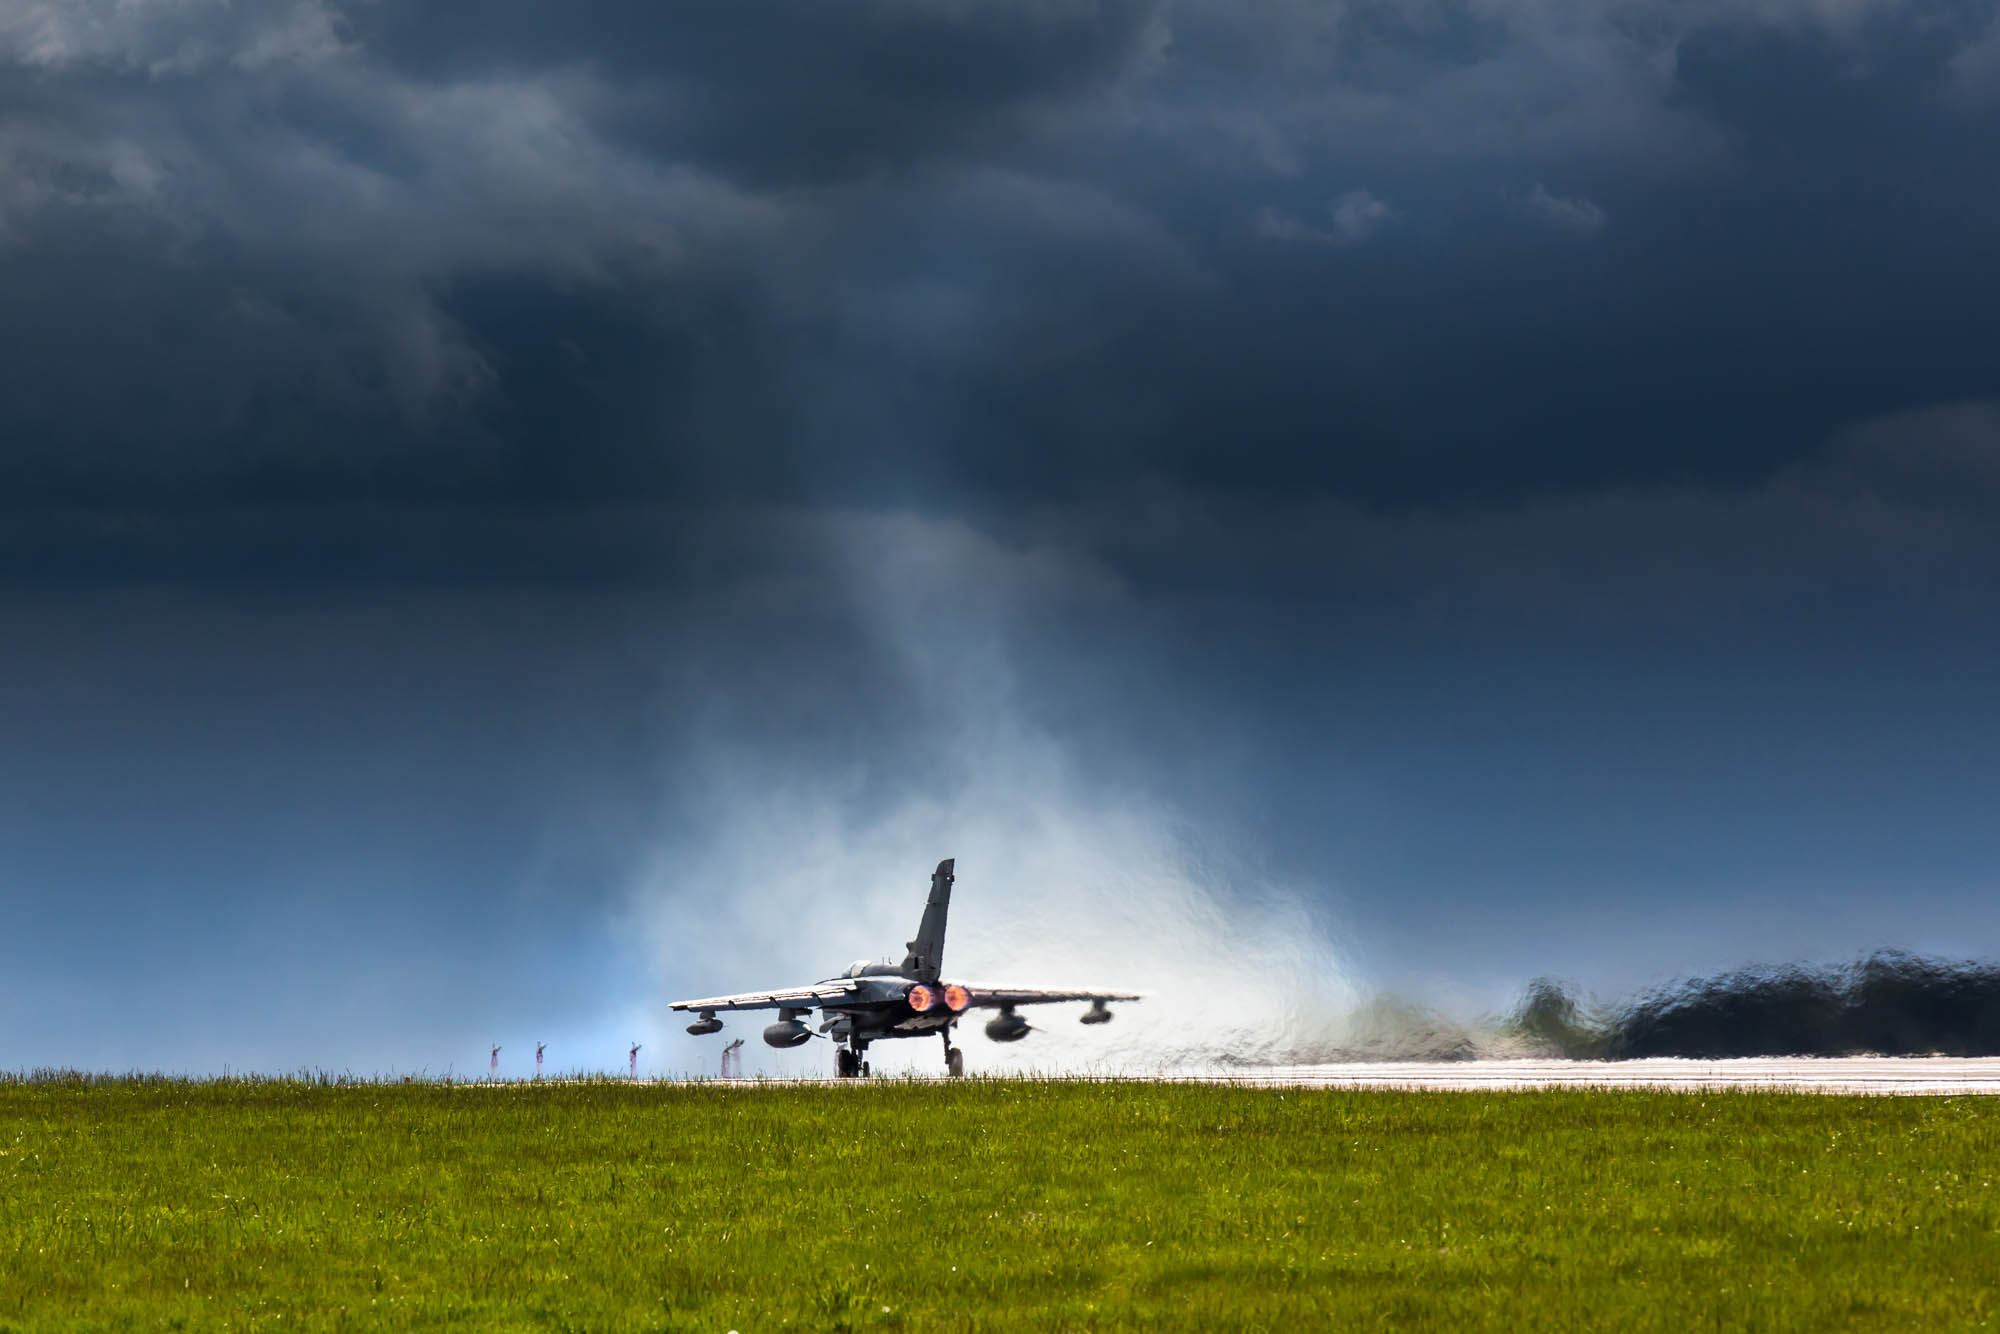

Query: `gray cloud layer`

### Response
(5, 0, 1998, 527)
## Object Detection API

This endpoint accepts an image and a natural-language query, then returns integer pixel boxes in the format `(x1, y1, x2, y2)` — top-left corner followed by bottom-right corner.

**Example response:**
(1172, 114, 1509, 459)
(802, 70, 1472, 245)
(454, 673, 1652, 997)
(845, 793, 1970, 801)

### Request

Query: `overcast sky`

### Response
(4, 0, 1999, 1075)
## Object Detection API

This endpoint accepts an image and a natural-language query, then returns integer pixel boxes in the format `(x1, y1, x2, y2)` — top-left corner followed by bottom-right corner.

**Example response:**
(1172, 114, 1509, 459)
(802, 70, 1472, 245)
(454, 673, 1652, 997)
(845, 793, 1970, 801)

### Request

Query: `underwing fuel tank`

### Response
(686, 1011, 723, 1036)
(1079, 999, 1113, 1025)
(985, 1009, 1031, 1043)
(763, 1019, 812, 1048)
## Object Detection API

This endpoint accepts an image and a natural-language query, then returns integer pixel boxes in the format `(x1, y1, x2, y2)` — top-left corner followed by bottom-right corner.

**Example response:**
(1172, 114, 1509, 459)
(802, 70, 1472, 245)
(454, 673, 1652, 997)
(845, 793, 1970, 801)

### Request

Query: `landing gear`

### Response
(942, 1026, 965, 1077)
(837, 1042, 873, 1079)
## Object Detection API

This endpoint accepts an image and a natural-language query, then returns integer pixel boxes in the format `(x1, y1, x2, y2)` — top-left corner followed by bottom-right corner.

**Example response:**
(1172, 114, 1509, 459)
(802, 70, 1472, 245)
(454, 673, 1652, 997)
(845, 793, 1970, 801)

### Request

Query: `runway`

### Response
(695, 1056, 2000, 1092)
(1129, 1057, 2000, 1094)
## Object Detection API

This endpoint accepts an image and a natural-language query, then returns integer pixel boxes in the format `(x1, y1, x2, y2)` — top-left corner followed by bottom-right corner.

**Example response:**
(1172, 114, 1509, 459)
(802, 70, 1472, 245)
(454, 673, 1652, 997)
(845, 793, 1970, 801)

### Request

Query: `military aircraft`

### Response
(671, 858, 1140, 1077)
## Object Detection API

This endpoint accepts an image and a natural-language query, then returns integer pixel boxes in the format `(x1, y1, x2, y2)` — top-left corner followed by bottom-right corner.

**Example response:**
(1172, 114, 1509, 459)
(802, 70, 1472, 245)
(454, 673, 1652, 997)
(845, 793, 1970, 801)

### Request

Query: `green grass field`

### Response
(3, 1075, 1997, 1331)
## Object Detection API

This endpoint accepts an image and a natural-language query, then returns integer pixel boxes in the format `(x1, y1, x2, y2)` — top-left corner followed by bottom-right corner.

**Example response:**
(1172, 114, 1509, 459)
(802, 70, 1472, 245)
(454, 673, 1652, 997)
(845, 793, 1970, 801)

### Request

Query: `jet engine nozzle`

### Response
(685, 1010, 723, 1036)
(906, 984, 937, 1012)
(985, 1008, 1031, 1043)
(1080, 999, 1113, 1025)
(762, 1019, 812, 1048)
(943, 984, 971, 1012)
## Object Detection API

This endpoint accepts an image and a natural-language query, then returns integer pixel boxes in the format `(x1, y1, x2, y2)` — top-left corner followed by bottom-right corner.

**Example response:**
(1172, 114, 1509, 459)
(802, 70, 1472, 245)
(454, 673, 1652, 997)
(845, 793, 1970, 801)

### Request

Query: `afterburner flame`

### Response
(943, 984, 971, 1012)
(906, 984, 935, 1012)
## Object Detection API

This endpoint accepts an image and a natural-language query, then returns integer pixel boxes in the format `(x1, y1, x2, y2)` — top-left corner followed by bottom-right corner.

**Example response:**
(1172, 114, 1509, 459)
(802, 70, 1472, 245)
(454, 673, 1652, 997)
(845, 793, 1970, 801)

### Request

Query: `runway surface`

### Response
(1128, 1057, 2000, 1094)
(696, 1057, 2000, 1092)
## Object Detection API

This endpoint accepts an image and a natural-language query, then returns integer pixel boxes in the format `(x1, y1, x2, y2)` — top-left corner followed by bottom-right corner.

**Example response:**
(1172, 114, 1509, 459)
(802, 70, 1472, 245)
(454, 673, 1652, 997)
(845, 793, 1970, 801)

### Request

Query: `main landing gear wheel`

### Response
(946, 1047, 965, 1078)
(836, 1048, 860, 1079)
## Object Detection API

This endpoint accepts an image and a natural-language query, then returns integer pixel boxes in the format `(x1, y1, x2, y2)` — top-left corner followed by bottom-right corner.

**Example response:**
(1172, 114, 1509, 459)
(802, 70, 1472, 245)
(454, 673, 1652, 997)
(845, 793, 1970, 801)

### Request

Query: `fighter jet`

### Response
(671, 858, 1139, 1077)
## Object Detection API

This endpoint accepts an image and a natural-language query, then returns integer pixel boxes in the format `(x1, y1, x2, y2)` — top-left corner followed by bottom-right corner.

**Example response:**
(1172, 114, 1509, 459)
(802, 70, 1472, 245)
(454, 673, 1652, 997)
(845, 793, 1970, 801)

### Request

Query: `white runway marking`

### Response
(1124, 1057, 2000, 1094)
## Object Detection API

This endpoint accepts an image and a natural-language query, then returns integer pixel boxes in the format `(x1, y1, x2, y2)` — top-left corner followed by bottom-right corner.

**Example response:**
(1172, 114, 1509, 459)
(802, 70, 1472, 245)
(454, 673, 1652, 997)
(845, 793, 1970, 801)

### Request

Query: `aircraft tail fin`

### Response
(900, 858, 954, 981)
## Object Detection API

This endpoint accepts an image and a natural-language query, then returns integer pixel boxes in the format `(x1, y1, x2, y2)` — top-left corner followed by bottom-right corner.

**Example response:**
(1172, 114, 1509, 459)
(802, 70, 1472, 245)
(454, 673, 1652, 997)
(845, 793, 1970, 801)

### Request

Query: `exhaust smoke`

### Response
(626, 514, 1370, 1075)
(1506, 952, 2000, 1059)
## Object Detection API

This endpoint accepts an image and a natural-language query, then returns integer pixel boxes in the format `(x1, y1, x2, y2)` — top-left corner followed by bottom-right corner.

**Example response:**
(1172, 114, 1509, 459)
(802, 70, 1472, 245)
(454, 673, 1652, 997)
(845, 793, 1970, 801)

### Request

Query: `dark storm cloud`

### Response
(0, 47, 787, 506)
(6, 0, 2000, 558)
(343, 0, 1168, 183)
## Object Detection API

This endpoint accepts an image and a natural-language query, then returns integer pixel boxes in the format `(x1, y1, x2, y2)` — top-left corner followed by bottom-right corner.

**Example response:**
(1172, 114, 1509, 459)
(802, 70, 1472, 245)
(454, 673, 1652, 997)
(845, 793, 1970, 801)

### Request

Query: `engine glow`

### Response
(906, 984, 935, 1012)
(943, 984, 971, 1012)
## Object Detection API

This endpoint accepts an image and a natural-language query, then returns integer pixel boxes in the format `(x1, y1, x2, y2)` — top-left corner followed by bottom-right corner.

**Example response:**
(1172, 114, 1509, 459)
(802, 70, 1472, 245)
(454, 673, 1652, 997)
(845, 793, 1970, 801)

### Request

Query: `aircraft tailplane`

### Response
(900, 858, 954, 981)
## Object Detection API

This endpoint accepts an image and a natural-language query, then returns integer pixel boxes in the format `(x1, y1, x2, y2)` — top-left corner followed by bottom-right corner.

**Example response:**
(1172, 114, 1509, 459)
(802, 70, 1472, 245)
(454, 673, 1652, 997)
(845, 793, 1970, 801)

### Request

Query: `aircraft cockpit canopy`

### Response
(844, 960, 873, 978)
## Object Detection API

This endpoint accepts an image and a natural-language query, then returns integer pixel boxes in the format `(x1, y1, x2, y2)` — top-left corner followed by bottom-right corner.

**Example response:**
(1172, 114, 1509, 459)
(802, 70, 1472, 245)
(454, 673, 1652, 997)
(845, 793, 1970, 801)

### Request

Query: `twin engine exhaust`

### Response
(905, 983, 971, 1013)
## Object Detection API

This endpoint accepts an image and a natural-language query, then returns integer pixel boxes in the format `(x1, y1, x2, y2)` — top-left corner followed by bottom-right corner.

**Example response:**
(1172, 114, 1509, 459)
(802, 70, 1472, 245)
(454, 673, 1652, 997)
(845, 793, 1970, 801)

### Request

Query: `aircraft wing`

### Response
(670, 981, 860, 1013)
(963, 987, 1143, 1007)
